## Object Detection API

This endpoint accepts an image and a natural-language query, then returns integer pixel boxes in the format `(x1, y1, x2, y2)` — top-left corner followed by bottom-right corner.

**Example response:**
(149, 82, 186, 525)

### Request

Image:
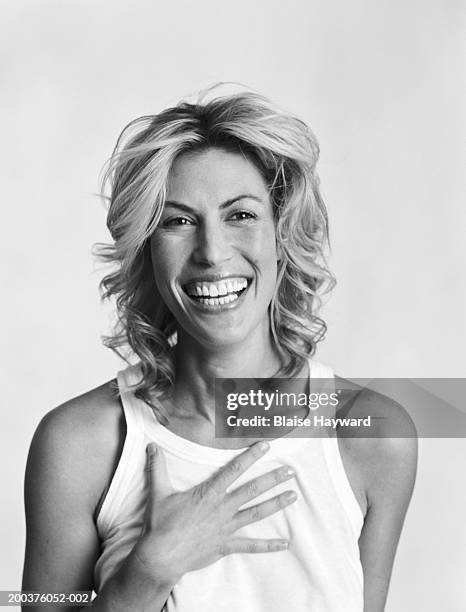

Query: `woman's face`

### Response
(150, 147, 278, 349)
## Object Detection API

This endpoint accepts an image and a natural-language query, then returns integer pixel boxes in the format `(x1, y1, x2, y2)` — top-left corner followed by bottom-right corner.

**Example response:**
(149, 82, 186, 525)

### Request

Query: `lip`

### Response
(182, 273, 252, 284)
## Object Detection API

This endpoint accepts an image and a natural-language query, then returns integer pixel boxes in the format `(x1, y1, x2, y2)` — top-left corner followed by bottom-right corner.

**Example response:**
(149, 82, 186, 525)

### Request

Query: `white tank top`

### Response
(94, 360, 364, 611)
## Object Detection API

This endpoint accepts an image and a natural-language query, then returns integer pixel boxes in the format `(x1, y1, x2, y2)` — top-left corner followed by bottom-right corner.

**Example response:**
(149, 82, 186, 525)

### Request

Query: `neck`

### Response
(170, 327, 284, 423)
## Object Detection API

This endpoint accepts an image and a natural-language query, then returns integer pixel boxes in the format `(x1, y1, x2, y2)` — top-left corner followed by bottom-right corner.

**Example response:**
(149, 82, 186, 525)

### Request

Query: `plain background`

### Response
(1, 0, 465, 609)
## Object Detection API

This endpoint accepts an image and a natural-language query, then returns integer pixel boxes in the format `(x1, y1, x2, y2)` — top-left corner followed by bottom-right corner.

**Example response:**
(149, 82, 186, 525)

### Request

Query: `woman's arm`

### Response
(342, 389, 418, 611)
(22, 395, 103, 609)
(22, 384, 178, 611)
(359, 437, 417, 611)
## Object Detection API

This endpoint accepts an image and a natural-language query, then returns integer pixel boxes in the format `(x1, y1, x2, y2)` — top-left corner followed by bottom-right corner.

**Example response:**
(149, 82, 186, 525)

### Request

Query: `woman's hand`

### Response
(130, 441, 297, 586)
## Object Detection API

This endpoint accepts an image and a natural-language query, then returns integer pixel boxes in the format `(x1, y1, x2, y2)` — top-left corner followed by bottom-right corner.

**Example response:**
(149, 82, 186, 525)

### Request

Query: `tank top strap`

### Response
(307, 357, 336, 403)
(307, 357, 334, 380)
(307, 359, 365, 535)
(96, 365, 146, 534)
(117, 364, 148, 430)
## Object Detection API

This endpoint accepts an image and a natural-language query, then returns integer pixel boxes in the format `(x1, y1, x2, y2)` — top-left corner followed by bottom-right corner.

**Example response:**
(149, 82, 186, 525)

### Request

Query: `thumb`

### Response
(146, 442, 173, 500)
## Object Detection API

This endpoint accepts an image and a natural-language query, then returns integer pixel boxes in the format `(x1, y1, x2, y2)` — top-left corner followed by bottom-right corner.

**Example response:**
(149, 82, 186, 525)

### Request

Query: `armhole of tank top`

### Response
(322, 435, 365, 538)
(96, 367, 145, 535)
(309, 358, 365, 537)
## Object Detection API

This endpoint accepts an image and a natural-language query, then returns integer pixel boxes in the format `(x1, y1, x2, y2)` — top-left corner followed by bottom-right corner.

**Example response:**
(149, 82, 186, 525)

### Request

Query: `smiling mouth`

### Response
(183, 277, 250, 307)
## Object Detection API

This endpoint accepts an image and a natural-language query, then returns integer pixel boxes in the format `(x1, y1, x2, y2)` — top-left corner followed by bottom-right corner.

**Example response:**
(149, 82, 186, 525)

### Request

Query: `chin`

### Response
(191, 328, 249, 351)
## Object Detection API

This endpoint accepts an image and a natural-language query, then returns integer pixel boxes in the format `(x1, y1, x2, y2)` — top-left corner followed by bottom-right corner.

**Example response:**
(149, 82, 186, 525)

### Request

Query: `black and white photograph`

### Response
(1, 1, 465, 611)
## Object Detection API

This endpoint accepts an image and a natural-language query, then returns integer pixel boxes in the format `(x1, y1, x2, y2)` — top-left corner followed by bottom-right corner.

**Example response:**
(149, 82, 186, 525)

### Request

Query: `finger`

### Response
(221, 538, 289, 556)
(228, 466, 295, 508)
(207, 441, 270, 496)
(233, 490, 297, 529)
(145, 443, 173, 501)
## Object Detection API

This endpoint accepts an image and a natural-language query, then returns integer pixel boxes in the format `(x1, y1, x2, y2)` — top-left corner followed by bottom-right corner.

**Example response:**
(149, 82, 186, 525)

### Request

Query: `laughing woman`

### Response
(22, 87, 417, 612)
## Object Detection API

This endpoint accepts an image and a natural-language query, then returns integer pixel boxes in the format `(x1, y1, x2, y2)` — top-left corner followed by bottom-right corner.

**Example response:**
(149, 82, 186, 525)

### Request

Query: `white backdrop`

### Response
(1, 1, 465, 609)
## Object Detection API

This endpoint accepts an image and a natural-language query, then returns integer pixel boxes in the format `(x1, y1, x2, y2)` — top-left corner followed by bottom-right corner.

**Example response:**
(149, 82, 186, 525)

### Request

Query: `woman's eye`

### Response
(230, 211, 257, 221)
(163, 216, 194, 227)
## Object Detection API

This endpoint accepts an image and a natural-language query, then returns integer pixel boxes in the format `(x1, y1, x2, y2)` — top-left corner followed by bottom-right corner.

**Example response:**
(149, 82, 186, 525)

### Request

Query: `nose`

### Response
(191, 218, 233, 267)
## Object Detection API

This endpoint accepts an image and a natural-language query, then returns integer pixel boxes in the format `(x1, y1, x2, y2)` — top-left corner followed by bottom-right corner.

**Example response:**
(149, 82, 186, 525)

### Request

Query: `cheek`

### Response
(150, 238, 183, 292)
(239, 227, 278, 304)
(248, 226, 278, 272)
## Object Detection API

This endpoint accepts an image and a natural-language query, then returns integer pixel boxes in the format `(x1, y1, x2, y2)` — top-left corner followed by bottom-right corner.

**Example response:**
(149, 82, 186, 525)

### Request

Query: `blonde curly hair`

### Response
(97, 85, 335, 422)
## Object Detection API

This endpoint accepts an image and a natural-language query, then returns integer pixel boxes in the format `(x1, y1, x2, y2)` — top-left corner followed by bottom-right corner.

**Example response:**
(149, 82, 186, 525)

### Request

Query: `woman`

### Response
(22, 87, 417, 611)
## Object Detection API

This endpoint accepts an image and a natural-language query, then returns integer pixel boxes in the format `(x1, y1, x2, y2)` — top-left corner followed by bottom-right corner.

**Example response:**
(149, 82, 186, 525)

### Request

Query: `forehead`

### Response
(166, 147, 270, 204)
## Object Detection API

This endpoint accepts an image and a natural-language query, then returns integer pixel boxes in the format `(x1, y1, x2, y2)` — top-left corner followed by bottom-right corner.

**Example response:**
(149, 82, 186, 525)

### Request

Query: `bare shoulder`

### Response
(28, 379, 125, 517)
(334, 376, 418, 513)
(23, 382, 126, 594)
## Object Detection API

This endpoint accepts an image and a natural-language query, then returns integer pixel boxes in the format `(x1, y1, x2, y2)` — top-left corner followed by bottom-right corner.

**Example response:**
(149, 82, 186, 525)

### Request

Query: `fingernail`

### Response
(279, 540, 289, 549)
(285, 491, 297, 502)
(283, 467, 295, 477)
(258, 441, 269, 452)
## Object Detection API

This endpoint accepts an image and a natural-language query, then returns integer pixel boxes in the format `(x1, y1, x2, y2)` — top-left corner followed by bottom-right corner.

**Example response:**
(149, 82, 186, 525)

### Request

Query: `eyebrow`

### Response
(164, 194, 264, 213)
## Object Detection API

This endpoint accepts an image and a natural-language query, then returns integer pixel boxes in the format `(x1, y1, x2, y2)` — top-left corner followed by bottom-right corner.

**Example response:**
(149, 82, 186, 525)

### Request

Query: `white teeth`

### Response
(197, 293, 239, 306)
(186, 278, 249, 298)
